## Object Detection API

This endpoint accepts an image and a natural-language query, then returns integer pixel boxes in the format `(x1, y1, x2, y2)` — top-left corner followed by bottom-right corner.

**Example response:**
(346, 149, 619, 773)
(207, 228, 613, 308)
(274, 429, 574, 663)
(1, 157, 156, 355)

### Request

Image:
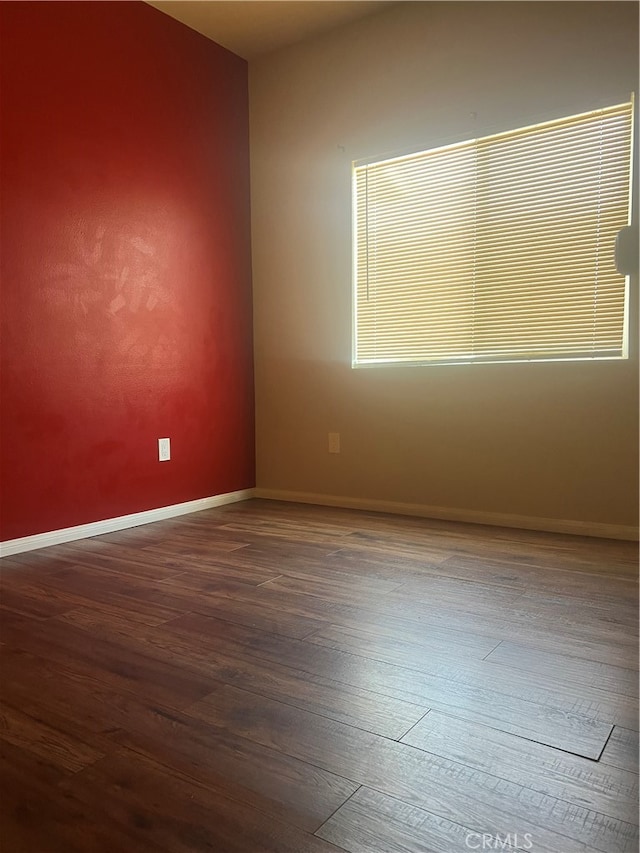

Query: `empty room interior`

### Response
(1, 1, 639, 851)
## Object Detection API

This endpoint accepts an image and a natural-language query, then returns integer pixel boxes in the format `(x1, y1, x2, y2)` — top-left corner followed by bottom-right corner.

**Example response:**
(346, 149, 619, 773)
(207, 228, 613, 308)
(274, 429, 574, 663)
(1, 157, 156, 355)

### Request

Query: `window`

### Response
(353, 101, 634, 367)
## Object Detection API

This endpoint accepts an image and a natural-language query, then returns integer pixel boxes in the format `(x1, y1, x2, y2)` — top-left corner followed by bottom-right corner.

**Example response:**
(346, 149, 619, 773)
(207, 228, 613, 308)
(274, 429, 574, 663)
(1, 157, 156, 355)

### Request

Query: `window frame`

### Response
(351, 100, 635, 369)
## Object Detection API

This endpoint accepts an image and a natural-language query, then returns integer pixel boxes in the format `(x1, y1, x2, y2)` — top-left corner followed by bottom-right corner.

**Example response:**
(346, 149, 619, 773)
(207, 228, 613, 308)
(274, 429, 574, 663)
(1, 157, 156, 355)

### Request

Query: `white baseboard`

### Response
(3, 486, 635, 556)
(254, 488, 639, 541)
(0, 488, 256, 558)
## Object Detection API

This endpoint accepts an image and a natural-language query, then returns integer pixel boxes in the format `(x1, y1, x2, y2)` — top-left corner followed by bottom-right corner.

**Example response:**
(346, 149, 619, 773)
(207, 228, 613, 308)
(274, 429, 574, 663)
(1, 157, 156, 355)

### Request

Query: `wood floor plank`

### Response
(1, 643, 181, 741)
(167, 612, 613, 758)
(318, 546, 503, 587)
(470, 627, 638, 670)
(109, 707, 358, 832)
(264, 572, 522, 617)
(57, 606, 428, 739)
(312, 583, 638, 668)
(59, 748, 347, 853)
(437, 554, 639, 598)
(401, 710, 638, 824)
(153, 568, 283, 598)
(161, 560, 402, 597)
(54, 542, 195, 580)
(0, 736, 71, 791)
(38, 565, 325, 639)
(316, 786, 515, 853)
(2, 570, 187, 626)
(600, 727, 640, 775)
(186, 590, 327, 638)
(1, 610, 216, 710)
(3, 641, 358, 832)
(337, 533, 638, 577)
(279, 548, 474, 588)
(0, 584, 76, 620)
(390, 571, 529, 605)
(217, 510, 359, 539)
(485, 640, 639, 698)
(217, 520, 358, 548)
(306, 621, 637, 732)
(0, 557, 29, 569)
(0, 702, 104, 774)
(141, 535, 250, 555)
(253, 556, 638, 658)
(160, 569, 504, 658)
(155, 562, 282, 588)
(0, 750, 166, 853)
(513, 589, 638, 631)
(210, 535, 348, 562)
(61, 538, 276, 583)
(310, 617, 501, 662)
(1, 686, 121, 764)
(1, 548, 77, 573)
(193, 571, 525, 665)
(189, 684, 638, 853)
(76, 520, 219, 549)
(262, 568, 406, 597)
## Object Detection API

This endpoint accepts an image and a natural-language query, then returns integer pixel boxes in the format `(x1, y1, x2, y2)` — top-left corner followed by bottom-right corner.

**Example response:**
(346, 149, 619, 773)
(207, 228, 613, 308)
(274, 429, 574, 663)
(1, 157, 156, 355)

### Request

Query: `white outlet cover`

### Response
(158, 438, 171, 461)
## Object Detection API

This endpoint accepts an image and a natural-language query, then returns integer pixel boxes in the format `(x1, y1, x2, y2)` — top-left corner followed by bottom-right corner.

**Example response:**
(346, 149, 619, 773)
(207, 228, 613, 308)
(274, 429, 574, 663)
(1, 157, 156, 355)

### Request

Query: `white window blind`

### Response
(354, 101, 634, 366)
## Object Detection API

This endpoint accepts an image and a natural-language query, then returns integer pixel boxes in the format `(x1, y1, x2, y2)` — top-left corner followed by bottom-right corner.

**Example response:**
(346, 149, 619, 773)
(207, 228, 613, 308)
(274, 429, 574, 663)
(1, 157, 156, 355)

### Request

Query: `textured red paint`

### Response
(0, 2, 255, 540)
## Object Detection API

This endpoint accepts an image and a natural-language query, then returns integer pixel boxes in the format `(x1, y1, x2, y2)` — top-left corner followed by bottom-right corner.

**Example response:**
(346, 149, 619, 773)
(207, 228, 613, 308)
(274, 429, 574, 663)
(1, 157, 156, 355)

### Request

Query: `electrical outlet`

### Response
(158, 437, 171, 461)
(328, 432, 340, 454)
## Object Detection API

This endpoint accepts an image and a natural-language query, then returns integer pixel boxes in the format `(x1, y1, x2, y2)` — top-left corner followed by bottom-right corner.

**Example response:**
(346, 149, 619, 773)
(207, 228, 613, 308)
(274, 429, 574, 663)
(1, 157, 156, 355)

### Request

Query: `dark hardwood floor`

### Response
(1, 498, 638, 853)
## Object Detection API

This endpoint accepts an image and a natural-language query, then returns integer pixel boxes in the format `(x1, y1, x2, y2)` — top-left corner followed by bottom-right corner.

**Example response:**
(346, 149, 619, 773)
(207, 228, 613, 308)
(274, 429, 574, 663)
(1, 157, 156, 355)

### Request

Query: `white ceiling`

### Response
(147, 1, 396, 60)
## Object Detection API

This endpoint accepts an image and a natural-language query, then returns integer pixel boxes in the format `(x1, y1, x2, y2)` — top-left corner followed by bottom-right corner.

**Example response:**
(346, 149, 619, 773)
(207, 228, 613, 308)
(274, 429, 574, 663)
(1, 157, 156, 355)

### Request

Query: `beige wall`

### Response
(249, 1, 639, 531)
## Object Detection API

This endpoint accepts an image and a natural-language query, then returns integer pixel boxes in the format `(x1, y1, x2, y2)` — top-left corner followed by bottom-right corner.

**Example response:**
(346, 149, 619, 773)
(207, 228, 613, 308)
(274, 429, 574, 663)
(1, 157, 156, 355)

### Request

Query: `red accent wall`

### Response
(0, 2, 255, 541)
